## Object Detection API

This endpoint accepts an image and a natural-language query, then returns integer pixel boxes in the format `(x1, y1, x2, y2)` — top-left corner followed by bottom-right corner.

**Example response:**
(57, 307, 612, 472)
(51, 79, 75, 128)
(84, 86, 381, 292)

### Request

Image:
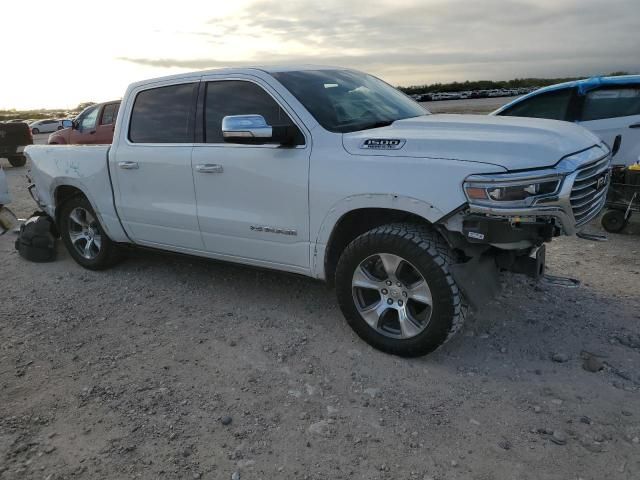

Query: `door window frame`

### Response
(124, 77, 201, 147)
(575, 84, 640, 122)
(99, 103, 119, 126)
(501, 87, 581, 122)
(194, 76, 309, 149)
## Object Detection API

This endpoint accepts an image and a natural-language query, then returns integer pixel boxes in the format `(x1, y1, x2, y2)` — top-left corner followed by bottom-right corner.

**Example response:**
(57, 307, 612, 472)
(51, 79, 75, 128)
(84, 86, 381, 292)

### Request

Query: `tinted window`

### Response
(100, 103, 119, 125)
(581, 87, 640, 121)
(129, 83, 197, 143)
(80, 107, 99, 130)
(501, 88, 573, 121)
(204, 81, 300, 143)
(273, 70, 426, 133)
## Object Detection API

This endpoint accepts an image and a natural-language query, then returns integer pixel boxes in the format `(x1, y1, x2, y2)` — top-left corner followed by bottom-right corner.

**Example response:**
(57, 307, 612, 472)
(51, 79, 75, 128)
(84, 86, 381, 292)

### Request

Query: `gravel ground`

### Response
(1, 104, 640, 479)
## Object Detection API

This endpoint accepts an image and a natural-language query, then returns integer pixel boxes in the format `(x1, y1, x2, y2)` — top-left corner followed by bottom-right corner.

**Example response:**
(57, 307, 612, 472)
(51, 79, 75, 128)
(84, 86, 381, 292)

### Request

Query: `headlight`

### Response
(464, 173, 562, 206)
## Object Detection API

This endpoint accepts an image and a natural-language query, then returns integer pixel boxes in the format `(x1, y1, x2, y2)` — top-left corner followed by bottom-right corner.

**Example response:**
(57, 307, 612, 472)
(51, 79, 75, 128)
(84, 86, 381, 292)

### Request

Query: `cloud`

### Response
(120, 0, 640, 85)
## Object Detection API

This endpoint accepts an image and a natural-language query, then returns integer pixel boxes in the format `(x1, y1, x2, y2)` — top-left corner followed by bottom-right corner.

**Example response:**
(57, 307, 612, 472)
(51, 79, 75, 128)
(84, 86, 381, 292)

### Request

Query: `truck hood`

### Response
(342, 114, 603, 171)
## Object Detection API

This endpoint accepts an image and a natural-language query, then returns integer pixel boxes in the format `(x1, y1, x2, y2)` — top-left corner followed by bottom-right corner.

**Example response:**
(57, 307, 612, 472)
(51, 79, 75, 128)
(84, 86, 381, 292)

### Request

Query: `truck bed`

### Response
(25, 144, 129, 242)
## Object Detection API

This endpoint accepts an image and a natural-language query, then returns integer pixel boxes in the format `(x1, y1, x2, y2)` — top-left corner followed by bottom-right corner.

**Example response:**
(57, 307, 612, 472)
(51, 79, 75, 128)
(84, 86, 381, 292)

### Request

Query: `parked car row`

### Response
(412, 87, 536, 102)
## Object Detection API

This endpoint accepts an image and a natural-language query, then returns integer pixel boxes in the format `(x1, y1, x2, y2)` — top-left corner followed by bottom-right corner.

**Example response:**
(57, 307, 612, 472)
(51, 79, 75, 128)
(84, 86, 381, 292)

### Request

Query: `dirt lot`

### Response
(2, 100, 640, 480)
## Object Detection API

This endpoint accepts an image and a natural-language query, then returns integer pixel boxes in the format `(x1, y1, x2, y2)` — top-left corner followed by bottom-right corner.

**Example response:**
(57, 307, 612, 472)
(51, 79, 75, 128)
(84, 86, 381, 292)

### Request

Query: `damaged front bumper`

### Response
(462, 146, 611, 241)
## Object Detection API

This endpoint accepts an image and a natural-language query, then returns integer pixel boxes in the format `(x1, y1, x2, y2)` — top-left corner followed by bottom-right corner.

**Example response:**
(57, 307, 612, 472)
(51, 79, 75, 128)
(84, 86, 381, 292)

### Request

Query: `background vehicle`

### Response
(49, 101, 120, 145)
(0, 165, 17, 235)
(25, 66, 610, 357)
(493, 76, 640, 166)
(29, 119, 64, 134)
(0, 121, 33, 166)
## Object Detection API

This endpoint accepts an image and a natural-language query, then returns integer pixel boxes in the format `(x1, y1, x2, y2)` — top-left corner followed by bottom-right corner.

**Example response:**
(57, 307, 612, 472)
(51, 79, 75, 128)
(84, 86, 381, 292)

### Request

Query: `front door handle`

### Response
(118, 161, 139, 170)
(196, 164, 224, 174)
(629, 123, 640, 129)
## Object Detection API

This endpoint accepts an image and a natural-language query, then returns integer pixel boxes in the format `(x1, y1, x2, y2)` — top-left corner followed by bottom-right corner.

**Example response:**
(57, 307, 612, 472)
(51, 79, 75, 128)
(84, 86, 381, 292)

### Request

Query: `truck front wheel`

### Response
(59, 196, 122, 270)
(335, 223, 463, 357)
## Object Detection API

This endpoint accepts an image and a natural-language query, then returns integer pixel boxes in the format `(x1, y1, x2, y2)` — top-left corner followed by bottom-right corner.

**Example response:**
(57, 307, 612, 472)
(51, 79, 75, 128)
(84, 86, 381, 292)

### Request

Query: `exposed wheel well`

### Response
(54, 185, 86, 224)
(324, 208, 431, 285)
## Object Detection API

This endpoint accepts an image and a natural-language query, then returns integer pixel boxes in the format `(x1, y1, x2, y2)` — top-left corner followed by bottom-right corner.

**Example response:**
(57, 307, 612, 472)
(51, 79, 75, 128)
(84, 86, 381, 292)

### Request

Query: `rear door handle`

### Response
(118, 161, 139, 170)
(629, 123, 640, 129)
(196, 164, 224, 174)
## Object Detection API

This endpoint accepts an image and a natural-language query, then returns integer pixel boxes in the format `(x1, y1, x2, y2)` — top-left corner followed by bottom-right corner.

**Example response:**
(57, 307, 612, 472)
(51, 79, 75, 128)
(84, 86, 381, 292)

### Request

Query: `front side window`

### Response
(100, 103, 119, 125)
(271, 69, 427, 133)
(80, 106, 99, 130)
(581, 86, 640, 121)
(501, 88, 574, 121)
(129, 83, 197, 143)
(204, 80, 301, 144)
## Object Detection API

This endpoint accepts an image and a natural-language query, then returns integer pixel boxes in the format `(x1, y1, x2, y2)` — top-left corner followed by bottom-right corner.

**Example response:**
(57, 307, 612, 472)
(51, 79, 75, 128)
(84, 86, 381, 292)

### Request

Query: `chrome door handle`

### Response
(118, 161, 139, 169)
(196, 164, 224, 174)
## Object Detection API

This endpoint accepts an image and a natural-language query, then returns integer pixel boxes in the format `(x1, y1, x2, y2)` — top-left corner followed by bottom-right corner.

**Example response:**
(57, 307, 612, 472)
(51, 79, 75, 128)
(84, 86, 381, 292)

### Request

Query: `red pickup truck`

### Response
(48, 101, 120, 145)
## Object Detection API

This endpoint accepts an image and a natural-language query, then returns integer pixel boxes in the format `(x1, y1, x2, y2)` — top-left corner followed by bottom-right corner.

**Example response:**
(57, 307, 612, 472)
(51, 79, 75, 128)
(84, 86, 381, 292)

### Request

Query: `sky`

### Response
(1, 0, 638, 110)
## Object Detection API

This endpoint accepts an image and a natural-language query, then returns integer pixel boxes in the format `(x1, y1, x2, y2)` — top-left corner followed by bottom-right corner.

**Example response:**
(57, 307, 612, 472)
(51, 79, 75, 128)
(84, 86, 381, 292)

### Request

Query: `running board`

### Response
(541, 274, 580, 288)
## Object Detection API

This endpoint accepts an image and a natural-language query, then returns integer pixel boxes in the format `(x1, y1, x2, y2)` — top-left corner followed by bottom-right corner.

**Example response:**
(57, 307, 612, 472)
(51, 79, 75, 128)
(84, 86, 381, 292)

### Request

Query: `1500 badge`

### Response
(360, 138, 406, 150)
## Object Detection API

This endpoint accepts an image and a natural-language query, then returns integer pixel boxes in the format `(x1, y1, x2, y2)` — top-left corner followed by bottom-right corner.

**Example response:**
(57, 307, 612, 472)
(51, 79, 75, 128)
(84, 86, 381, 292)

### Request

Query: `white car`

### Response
(29, 119, 65, 135)
(493, 76, 640, 166)
(25, 66, 611, 357)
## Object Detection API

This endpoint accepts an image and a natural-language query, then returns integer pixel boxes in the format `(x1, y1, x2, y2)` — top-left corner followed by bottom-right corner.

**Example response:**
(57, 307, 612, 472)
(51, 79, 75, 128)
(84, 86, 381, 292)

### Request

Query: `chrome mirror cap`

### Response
(222, 115, 273, 139)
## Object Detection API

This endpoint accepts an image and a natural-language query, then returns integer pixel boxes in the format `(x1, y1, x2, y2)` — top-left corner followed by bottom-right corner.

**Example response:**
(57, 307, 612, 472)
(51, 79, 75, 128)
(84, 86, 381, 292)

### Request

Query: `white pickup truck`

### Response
(25, 66, 611, 357)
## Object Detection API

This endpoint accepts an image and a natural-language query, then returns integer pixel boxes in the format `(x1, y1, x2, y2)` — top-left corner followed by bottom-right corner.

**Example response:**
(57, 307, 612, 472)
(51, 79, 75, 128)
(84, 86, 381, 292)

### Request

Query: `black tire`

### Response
(335, 223, 463, 357)
(57, 126, 63, 130)
(32, 128, 40, 134)
(8, 155, 26, 167)
(59, 195, 122, 270)
(601, 209, 627, 233)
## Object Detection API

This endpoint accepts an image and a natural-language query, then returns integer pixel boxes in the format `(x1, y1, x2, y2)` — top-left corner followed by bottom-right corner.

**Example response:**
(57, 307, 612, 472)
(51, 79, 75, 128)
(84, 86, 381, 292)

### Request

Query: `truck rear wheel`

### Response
(59, 196, 122, 270)
(8, 155, 26, 167)
(335, 223, 463, 357)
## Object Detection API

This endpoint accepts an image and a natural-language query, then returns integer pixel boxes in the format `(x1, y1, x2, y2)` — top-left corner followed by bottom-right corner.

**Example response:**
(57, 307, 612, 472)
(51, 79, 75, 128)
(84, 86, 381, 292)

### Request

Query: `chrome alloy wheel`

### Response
(68, 207, 102, 260)
(352, 253, 433, 339)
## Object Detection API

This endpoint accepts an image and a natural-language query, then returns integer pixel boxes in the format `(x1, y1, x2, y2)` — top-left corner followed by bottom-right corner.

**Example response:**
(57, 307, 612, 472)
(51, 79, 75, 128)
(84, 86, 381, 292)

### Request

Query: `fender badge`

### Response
(360, 138, 406, 150)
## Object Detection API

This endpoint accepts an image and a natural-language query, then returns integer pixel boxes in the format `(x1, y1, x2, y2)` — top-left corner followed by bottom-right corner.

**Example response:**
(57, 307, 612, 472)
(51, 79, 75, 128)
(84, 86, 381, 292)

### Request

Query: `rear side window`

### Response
(501, 88, 574, 121)
(581, 87, 640, 121)
(100, 103, 119, 125)
(129, 83, 197, 143)
(204, 80, 301, 144)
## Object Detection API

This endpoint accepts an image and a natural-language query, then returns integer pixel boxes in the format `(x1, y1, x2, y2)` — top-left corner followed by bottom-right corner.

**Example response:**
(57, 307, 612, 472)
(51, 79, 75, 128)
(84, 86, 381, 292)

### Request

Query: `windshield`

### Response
(271, 69, 428, 133)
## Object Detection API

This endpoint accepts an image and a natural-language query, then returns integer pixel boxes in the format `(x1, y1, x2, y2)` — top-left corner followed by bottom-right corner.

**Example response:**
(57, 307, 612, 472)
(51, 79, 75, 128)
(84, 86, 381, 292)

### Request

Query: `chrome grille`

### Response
(570, 154, 611, 226)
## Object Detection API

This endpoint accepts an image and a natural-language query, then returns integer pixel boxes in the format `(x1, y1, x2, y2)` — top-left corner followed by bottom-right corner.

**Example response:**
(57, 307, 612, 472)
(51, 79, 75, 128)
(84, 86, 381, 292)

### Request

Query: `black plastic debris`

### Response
(15, 213, 57, 262)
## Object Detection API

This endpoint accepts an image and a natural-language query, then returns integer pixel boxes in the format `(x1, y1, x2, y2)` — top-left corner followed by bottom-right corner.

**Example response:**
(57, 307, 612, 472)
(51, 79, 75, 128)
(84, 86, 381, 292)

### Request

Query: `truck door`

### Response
(577, 86, 640, 166)
(191, 77, 311, 270)
(110, 80, 203, 250)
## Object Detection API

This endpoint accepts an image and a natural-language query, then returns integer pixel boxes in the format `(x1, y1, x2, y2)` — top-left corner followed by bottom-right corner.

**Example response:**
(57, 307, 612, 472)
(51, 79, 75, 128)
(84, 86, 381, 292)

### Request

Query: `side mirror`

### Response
(71, 120, 79, 130)
(222, 115, 272, 142)
(62, 120, 73, 129)
(221, 114, 298, 146)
